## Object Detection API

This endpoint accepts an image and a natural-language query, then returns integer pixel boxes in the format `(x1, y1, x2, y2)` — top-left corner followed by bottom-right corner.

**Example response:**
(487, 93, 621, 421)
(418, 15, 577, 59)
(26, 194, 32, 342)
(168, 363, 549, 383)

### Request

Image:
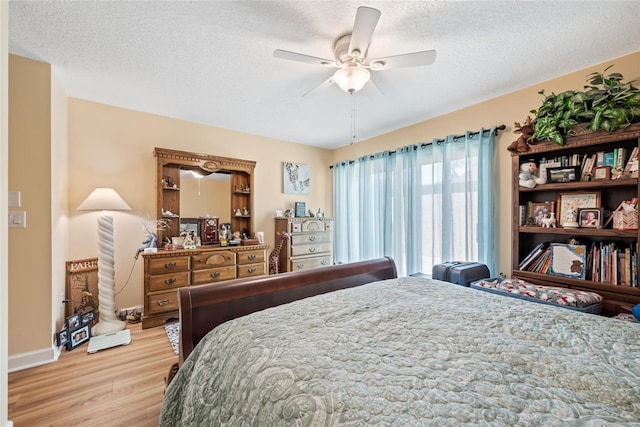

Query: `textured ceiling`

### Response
(8, 1, 640, 150)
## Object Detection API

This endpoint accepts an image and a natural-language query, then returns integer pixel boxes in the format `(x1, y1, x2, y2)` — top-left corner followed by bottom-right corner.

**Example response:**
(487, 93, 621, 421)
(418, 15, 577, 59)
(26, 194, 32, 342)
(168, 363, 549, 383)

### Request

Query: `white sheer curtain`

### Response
(333, 128, 496, 277)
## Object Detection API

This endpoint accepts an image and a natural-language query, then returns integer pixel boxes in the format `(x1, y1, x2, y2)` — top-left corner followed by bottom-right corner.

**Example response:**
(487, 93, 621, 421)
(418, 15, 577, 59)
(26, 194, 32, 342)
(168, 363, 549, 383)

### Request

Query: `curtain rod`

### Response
(330, 124, 505, 168)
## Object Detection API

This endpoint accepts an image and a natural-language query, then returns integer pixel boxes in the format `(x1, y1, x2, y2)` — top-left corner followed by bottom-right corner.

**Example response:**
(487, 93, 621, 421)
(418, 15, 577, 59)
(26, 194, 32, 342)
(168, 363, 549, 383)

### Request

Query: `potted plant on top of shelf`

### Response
(530, 65, 640, 146)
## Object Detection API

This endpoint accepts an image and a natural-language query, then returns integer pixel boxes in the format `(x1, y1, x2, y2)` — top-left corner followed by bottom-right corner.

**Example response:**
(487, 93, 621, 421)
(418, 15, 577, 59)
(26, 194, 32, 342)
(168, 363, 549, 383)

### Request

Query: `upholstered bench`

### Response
(470, 277, 603, 314)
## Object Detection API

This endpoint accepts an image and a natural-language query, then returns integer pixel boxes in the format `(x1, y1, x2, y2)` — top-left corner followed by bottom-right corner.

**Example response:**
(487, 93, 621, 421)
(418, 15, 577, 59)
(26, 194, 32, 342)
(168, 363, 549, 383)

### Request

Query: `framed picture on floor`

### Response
(67, 324, 91, 351)
(65, 257, 99, 320)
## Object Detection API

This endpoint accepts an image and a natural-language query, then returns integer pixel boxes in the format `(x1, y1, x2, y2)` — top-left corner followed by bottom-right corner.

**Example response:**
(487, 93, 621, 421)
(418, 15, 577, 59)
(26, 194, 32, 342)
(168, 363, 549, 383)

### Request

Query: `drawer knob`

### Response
(165, 262, 176, 269)
(165, 278, 176, 285)
(248, 267, 257, 273)
(211, 272, 220, 278)
(248, 254, 256, 260)
(321, 260, 327, 265)
(308, 236, 316, 241)
(158, 299, 170, 306)
(309, 247, 316, 253)
(297, 263, 304, 269)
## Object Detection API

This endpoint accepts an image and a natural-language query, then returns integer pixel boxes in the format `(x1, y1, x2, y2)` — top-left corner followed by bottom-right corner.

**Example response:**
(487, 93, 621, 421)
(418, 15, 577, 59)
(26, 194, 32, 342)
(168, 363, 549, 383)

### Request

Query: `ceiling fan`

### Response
(273, 6, 436, 96)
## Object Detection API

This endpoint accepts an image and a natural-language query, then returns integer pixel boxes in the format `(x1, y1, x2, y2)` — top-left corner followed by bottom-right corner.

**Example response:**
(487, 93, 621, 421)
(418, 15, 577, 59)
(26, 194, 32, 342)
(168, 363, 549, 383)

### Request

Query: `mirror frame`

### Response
(154, 147, 256, 245)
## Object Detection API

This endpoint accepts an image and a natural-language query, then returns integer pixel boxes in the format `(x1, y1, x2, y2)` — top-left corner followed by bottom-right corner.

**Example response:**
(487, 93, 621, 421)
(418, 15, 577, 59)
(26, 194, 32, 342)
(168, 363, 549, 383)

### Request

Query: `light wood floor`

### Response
(8, 323, 177, 427)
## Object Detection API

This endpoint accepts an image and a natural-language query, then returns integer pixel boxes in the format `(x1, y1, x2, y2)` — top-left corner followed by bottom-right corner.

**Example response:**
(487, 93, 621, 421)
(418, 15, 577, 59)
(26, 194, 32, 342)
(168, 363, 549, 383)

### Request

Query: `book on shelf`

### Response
(623, 146, 638, 177)
(547, 243, 587, 280)
(518, 205, 526, 226)
(519, 242, 546, 270)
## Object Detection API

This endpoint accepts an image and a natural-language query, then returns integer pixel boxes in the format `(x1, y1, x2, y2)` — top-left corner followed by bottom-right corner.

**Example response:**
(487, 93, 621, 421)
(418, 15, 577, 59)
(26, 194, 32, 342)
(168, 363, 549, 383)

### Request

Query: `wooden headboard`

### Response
(177, 257, 398, 364)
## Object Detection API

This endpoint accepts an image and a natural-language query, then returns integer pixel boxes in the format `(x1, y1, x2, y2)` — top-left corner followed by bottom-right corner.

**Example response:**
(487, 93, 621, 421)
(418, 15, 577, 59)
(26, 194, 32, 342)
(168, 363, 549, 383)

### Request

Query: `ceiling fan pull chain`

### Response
(351, 92, 356, 145)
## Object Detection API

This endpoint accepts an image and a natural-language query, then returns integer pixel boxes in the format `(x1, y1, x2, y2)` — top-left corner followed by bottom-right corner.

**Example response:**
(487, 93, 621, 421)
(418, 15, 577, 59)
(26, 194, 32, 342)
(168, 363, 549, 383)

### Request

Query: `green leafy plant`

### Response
(530, 66, 640, 145)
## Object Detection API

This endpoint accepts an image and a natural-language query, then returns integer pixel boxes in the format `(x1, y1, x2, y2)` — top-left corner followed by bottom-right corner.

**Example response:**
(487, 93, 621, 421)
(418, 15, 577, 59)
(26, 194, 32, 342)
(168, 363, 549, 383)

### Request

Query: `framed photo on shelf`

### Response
(557, 191, 601, 225)
(529, 202, 554, 226)
(547, 166, 580, 183)
(593, 166, 611, 181)
(539, 161, 561, 184)
(578, 208, 603, 228)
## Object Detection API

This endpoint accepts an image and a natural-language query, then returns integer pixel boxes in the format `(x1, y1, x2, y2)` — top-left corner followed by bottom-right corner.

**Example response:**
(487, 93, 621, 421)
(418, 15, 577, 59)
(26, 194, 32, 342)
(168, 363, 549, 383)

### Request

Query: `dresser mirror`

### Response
(154, 147, 255, 245)
(179, 170, 231, 223)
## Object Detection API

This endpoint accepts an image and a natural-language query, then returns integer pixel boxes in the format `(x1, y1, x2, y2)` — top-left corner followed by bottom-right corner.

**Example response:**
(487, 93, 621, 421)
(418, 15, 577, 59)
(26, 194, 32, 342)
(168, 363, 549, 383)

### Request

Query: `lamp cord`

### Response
(115, 254, 138, 297)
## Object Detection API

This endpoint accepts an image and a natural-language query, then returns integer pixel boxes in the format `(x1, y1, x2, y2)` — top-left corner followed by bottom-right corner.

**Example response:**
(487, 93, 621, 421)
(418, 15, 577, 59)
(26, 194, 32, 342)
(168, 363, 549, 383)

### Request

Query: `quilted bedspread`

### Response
(160, 277, 640, 426)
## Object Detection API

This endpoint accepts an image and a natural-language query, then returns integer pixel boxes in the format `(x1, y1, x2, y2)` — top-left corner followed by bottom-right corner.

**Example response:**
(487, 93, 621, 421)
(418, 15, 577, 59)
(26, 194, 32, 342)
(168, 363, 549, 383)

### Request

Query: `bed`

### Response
(161, 257, 640, 425)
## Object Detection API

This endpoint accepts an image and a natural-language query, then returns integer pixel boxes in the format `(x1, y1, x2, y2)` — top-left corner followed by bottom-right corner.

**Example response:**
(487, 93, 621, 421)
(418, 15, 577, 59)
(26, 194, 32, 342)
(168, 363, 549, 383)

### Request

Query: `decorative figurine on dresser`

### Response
(274, 216, 334, 273)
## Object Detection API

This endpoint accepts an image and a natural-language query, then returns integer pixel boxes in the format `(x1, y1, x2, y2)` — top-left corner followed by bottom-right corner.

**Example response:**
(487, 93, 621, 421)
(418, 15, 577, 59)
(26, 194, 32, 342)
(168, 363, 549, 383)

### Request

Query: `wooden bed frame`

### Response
(177, 257, 397, 365)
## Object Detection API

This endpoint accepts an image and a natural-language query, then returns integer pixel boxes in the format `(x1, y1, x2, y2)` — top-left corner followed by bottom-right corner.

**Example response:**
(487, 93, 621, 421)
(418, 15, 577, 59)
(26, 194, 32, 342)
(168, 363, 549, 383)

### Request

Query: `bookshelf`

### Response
(512, 122, 640, 315)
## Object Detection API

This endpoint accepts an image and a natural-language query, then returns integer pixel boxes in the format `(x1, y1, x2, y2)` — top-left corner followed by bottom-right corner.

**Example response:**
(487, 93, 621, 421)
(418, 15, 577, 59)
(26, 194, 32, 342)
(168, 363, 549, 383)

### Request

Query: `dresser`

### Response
(275, 217, 334, 273)
(141, 245, 269, 329)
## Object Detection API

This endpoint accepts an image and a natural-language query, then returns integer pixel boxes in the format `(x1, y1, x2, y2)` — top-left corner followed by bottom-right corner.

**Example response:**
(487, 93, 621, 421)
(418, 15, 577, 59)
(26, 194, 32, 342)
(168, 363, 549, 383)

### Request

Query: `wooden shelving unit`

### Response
(511, 122, 640, 315)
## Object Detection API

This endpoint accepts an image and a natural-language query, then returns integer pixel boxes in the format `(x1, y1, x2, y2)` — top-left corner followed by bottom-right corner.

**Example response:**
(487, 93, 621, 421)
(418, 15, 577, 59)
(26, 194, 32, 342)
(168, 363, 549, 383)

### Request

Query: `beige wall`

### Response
(1, 1, 9, 422)
(50, 70, 69, 337)
(67, 99, 332, 310)
(331, 51, 640, 277)
(8, 55, 53, 355)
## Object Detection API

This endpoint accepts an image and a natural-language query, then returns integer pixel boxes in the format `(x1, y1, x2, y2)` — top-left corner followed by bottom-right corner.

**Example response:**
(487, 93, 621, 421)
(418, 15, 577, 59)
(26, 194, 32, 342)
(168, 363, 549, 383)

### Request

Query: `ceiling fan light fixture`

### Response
(333, 66, 370, 93)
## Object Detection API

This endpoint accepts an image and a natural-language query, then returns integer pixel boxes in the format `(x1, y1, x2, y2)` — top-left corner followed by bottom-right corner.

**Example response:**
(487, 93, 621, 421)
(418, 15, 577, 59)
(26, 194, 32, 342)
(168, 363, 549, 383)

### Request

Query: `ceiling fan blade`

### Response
(348, 7, 381, 59)
(273, 49, 335, 67)
(302, 76, 335, 98)
(369, 50, 437, 70)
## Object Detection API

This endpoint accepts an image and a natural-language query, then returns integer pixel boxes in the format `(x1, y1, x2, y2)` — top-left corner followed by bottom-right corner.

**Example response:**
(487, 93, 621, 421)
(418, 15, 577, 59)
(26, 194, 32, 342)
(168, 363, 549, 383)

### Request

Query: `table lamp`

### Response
(77, 188, 131, 336)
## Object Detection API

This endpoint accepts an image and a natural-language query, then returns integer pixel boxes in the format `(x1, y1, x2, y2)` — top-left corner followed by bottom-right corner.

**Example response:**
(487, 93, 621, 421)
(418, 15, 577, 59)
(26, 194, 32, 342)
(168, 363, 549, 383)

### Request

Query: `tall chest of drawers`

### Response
(275, 217, 334, 273)
(142, 245, 268, 329)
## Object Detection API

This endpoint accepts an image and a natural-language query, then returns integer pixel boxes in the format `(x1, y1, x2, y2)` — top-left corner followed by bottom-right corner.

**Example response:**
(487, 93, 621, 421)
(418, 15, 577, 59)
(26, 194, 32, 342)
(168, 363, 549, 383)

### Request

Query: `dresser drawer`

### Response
(291, 219, 327, 233)
(147, 290, 178, 314)
(192, 266, 237, 285)
(149, 271, 190, 292)
(192, 251, 235, 270)
(291, 232, 331, 246)
(148, 256, 190, 275)
(237, 262, 266, 278)
(237, 249, 266, 265)
(290, 256, 332, 272)
(291, 242, 332, 257)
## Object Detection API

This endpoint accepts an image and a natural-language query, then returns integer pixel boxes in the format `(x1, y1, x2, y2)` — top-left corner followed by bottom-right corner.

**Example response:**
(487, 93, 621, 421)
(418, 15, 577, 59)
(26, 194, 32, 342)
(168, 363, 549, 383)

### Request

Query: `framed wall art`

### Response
(65, 257, 99, 319)
(283, 162, 310, 195)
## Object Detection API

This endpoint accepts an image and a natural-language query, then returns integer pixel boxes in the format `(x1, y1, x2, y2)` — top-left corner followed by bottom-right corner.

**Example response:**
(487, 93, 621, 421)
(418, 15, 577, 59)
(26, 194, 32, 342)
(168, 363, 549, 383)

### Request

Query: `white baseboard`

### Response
(5, 421, 14, 427)
(8, 345, 57, 373)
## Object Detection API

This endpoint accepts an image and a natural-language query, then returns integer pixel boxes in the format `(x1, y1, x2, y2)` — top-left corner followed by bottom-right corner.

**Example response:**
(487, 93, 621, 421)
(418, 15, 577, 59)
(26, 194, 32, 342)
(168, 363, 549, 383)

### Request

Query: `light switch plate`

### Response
(8, 211, 26, 228)
(8, 191, 21, 207)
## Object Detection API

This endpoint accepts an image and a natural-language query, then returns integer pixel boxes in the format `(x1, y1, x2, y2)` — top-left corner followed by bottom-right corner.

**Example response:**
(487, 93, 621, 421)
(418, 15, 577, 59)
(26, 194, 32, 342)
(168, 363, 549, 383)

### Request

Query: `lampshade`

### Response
(78, 188, 131, 211)
(333, 66, 370, 93)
